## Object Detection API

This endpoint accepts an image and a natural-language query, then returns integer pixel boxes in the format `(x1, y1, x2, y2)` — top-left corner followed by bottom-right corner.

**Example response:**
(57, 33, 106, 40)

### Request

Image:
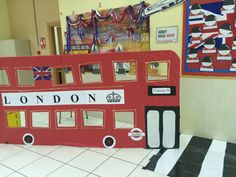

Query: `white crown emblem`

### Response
(106, 92, 121, 103)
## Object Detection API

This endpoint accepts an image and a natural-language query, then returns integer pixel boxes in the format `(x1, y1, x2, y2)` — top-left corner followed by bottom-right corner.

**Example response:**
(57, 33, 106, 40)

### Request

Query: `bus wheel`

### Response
(23, 133, 34, 145)
(103, 135, 116, 149)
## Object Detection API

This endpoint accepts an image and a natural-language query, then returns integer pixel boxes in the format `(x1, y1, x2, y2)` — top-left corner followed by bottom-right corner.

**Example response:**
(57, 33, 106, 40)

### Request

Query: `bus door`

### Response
(145, 106, 179, 149)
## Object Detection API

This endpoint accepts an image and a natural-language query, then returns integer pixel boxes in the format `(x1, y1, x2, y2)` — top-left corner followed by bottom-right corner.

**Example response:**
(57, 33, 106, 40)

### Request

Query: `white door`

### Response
(163, 110, 176, 148)
(147, 110, 160, 148)
(146, 107, 179, 149)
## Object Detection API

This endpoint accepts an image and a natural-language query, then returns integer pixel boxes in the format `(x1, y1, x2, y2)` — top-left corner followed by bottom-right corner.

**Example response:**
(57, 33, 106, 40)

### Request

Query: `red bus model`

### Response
(0, 50, 180, 149)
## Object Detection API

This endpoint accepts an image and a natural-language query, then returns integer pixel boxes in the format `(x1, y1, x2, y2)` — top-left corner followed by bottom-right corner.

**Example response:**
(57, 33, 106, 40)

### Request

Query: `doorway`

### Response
(145, 106, 180, 149)
(48, 22, 63, 55)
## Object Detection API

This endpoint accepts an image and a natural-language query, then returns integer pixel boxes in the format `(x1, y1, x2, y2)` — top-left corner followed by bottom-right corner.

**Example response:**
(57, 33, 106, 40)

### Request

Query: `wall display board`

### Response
(65, 2, 150, 54)
(183, 0, 236, 76)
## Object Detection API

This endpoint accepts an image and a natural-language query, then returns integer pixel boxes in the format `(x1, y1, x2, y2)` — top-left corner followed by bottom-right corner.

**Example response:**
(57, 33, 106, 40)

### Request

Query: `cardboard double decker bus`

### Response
(0, 50, 180, 149)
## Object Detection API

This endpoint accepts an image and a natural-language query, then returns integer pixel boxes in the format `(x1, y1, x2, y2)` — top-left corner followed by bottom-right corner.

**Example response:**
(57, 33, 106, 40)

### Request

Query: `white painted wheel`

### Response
(23, 133, 34, 145)
(103, 135, 116, 149)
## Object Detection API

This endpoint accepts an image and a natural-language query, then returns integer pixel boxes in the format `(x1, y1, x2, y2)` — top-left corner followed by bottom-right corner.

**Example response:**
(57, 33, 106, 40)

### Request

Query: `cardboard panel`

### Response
(0, 50, 179, 148)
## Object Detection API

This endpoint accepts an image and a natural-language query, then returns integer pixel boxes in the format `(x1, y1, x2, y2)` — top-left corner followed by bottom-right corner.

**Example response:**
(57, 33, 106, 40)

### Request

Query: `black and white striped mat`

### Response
(144, 134, 236, 177)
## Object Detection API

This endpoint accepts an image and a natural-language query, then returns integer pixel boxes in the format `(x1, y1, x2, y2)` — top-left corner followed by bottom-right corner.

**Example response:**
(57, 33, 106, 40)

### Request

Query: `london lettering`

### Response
(1, 89, 124, 106)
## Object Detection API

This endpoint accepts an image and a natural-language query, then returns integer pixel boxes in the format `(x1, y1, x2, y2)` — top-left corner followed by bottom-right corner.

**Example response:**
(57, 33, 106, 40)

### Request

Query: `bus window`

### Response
(0, 69, 9, 85)
(82, 110, 104, 127)
(6, 111, 26, 128)
(52, 67, 74, 85)
(17, 69, 35, 86)
(114, 111, 134, 129)
(113, 61, 137, 81)
(56, 111, 76, 128)
(80, 64, 102, 83)
(147, 61, 169, 81)
(32, 111, 50, 128)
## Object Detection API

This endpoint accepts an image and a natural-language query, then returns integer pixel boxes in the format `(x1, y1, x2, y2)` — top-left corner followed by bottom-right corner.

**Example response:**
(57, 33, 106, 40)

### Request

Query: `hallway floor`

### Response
(0, 143, 165, 177)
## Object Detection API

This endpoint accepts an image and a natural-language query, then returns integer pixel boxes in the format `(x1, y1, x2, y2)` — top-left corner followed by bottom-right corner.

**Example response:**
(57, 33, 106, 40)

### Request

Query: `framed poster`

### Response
(157, 26, 178, 43)
(182, 0, 236, 76)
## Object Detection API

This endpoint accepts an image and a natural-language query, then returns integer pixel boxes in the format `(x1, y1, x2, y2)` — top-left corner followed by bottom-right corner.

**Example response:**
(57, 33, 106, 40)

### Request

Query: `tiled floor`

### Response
(0, 144, 166, 177)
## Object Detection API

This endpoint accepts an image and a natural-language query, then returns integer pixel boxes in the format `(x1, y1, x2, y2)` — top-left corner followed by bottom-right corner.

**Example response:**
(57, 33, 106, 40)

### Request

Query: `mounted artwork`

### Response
(64, 2, 150, 54)
(0, 50, 180, 149)
(183, 0, 236, 76)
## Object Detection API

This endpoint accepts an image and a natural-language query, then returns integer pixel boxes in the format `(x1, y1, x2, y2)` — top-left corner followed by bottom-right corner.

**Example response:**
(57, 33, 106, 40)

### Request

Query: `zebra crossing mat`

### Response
(144, 134, 236, 177)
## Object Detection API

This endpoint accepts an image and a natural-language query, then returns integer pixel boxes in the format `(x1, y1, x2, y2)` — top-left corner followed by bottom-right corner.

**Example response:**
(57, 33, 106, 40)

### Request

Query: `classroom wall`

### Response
(0, 0, 12, 40)
(181, 77, 236, 143)
(58, 0, 236, 143)
(7, 0, 60, 56)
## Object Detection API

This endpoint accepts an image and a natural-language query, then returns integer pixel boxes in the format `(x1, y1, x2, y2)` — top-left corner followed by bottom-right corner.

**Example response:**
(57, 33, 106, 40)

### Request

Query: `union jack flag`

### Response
(33, 66, 51, 80)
